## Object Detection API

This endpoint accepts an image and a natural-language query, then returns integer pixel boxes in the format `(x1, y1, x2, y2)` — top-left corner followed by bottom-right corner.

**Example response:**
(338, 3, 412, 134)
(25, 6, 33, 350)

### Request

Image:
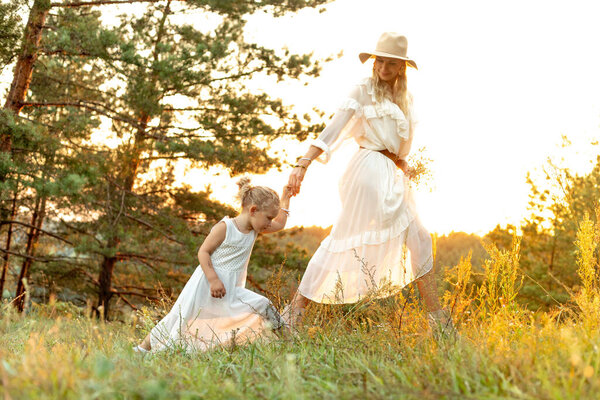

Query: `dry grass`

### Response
(1, 215, 599, 399)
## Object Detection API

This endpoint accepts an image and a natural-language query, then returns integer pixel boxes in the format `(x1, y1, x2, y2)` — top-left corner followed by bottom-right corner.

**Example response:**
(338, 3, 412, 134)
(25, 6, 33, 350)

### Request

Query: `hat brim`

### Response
(359, 51, 418, 70)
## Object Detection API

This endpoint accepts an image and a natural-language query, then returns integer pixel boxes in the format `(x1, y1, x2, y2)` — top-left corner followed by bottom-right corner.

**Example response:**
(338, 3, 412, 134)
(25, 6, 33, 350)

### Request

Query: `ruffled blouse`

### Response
(310, 77, 416, 163)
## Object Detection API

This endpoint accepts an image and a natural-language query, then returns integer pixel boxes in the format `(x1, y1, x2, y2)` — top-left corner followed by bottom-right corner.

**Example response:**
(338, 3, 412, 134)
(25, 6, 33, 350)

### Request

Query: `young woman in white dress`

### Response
(135, 178, 292, 353)
(286, 32, 454, 335)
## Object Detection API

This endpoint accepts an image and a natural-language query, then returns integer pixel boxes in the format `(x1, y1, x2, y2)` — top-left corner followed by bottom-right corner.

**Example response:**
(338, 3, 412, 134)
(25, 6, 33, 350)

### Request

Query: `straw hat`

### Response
(359, 32, 418, 70)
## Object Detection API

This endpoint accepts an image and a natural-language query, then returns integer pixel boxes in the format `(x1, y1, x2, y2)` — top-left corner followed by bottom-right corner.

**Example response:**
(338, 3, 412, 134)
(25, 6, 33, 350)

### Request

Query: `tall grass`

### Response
(1, 215, 600, 399)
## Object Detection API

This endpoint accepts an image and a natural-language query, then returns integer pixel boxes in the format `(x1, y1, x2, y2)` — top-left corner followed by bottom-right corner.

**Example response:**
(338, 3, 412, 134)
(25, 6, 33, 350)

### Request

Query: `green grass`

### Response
(0, 298, 599, 400)
(2, 217, 599, 399)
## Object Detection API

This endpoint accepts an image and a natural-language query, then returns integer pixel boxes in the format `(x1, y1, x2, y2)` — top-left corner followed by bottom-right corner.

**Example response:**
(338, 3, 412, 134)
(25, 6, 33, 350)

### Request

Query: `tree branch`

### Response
(115, 292, 138, 310)
(20, 100, 140, 127)
(116, 253, 176, 263)
(51, 0, 175, 8)
(0, 220, 73, 245)
(111, 290, 160, 300)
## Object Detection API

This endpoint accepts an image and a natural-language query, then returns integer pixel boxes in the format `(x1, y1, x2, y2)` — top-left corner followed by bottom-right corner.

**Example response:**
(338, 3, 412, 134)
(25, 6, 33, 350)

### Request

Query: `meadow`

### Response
(1, 215, 599, 400)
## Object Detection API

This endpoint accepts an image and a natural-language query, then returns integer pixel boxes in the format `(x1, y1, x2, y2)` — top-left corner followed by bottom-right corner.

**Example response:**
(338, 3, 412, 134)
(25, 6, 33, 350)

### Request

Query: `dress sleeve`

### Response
(310, 85, 362, 163)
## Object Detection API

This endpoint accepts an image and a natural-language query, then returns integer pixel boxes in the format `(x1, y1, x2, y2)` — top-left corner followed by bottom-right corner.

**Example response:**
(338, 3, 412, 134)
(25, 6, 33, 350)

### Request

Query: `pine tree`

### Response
(2, 0, 329, 317)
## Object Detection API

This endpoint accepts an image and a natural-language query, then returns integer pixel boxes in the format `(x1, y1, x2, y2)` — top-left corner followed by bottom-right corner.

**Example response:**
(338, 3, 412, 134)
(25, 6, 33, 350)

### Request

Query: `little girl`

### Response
(135, 178, 292, 353)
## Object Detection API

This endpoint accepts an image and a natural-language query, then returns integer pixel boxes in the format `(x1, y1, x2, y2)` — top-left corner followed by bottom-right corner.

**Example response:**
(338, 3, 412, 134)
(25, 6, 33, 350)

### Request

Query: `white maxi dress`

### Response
(298, 77, 433, 304)
(150, 217, 282, 352)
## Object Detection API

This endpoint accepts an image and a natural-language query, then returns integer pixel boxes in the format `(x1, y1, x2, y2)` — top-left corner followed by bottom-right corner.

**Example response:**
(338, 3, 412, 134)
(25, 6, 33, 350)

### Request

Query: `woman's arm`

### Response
(288, 146, 323, 196)
(197, 222, 227, 298)
(288, 85, 362, 195)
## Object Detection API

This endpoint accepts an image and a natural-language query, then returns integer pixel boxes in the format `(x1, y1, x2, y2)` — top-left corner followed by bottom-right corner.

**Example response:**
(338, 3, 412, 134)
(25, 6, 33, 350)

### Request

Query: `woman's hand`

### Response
(209, 278, 226, 298)
(288, 147, 322, 195)
(397, 159, 410, 176)
(288, 164, 307, 196)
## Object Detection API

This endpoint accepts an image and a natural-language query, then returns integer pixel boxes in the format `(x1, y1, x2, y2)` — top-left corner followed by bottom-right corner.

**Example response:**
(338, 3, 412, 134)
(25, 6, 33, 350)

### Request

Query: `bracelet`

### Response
(299, 157, 313, 163)
(293, 164, 306, 169)
(281, 208, 291, 216)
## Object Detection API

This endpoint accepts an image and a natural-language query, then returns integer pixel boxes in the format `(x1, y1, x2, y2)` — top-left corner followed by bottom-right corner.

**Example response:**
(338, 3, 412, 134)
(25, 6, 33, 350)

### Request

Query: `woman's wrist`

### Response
(295, 156, 312, 168)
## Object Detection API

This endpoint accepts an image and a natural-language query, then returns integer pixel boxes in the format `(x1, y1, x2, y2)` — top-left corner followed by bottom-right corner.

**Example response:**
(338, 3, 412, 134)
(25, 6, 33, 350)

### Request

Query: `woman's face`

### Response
(374, 56, 406, 83)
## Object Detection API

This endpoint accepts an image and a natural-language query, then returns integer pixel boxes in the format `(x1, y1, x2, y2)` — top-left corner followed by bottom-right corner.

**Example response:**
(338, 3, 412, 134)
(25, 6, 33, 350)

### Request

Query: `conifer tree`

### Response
(2, 0, 328, 317)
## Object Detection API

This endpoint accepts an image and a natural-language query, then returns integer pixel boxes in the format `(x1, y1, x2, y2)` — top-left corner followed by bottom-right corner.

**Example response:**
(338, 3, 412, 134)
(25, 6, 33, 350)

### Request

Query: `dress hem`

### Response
(298, 258, 433, 305)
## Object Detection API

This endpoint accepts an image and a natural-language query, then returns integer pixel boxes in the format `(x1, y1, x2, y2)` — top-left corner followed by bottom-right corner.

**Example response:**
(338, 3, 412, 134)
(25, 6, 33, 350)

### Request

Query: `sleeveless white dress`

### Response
(298, 77, 433, 304)
(150, 217, 282, 352)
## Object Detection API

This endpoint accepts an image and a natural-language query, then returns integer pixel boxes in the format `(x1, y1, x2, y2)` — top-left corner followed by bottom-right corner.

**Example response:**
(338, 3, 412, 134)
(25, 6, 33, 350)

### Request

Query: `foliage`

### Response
(1, 0, 330, 318)
(1, 215, 600, 398)
(434, 231, 487, 271)
(487, 153, 600, 310)
(0, 0, 22, 70)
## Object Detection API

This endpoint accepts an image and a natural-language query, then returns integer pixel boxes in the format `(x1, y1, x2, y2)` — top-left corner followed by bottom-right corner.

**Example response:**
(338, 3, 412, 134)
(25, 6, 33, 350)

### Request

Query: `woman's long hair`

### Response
(371, 63, 413, 121)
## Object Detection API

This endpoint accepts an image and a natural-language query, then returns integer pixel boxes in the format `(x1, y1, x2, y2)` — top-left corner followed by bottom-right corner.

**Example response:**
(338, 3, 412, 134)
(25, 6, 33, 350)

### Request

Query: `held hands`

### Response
(209, 278, 226, 298)
(282, 184, 293, 200)
(288, 159, 309, 196)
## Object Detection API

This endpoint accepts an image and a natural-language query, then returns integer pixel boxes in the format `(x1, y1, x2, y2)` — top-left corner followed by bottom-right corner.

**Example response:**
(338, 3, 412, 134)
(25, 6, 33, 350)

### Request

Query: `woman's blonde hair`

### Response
(237, 177, 280, 211)
(371, 62, 413, 121)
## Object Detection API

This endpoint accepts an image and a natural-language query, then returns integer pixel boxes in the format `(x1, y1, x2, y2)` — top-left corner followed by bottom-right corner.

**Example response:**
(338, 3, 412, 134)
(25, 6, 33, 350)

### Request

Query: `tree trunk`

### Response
(96, 238, 119, 318)
(14, 194, 47, 312)
(93, 1, 170, 320)
(1, 0, 51, 154)
(0, 189, 19, 297)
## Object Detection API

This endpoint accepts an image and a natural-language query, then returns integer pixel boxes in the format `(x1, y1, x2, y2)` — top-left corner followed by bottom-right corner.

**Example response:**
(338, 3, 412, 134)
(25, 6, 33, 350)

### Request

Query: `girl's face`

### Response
(249, 205, 279, 232)
(374, 56, 406, 83)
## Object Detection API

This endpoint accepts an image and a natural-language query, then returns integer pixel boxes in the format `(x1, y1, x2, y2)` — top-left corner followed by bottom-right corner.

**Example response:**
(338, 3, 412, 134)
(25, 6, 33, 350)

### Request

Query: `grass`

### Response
(0, 293, 599, 399)
(0, 215, 599, 399)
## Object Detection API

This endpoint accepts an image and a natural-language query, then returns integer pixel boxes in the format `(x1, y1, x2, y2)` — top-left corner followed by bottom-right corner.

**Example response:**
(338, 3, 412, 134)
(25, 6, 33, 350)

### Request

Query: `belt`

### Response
(360, 146, 405, 169)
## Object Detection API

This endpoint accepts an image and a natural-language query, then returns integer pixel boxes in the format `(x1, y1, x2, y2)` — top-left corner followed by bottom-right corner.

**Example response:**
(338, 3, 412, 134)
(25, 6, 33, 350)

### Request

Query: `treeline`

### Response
(438, 154, 600, 311)
(1, 1, 597, 320)
(0, 0, 329, 319)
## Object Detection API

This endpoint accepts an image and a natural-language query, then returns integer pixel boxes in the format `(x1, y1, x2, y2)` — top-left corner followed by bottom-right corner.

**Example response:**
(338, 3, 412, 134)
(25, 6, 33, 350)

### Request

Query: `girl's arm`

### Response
(197, 222, 227, 298)
(263, 185, 293, 233)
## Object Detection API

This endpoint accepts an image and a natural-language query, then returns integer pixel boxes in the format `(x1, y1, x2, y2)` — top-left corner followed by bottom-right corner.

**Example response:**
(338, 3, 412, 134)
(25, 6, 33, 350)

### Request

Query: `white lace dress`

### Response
(298, 77, 433, 304)
(150, 217, 282, 352)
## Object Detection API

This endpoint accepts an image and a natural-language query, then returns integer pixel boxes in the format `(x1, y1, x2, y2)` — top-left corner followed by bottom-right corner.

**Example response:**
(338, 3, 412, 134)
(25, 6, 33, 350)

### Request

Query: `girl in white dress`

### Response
(135, 178, 292, 353)
(286, 32, 454, 336)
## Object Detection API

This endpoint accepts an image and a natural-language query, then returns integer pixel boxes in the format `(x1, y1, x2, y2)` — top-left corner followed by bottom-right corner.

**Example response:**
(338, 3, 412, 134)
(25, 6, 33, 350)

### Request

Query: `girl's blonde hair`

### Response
(371, 62, 413, 121)
(237, 177, 280, 211)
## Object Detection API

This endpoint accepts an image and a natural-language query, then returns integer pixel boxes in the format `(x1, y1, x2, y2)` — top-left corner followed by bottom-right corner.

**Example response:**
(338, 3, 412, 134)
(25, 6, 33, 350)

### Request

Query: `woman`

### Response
(286, 32, 454, 337)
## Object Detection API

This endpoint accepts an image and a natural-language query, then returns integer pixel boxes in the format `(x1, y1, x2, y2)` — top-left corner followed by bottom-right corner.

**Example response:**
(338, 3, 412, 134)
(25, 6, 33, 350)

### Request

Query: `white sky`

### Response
(4, 0, 600, 235)
(191, 0, 600, 235)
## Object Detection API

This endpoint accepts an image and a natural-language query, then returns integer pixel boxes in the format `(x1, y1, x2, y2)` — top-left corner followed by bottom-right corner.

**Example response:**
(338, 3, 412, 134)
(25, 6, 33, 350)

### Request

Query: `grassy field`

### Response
(1, 219, 599, 399)
(1, 290, 599, 399)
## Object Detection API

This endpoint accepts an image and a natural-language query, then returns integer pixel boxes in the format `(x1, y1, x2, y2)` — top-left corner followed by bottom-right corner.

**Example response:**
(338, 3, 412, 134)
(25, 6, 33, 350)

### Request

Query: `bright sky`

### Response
(193, 0, 600, 235)
(4, 0, 600, 235)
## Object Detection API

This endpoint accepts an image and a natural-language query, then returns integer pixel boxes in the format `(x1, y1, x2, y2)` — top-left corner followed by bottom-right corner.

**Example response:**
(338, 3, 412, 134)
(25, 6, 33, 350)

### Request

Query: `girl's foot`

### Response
(133, 345, 150, 354)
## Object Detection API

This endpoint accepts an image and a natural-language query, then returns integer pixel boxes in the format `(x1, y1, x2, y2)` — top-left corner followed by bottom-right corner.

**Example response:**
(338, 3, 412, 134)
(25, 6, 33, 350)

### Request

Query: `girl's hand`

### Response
(209, 278, 226, 298)
(282, 184, 293, 200)
(288, 166, 306, 196)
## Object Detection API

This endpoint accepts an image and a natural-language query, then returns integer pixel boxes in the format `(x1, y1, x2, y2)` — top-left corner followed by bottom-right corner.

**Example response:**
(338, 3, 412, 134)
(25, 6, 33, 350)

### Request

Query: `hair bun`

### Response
(237, 177, 252, 203)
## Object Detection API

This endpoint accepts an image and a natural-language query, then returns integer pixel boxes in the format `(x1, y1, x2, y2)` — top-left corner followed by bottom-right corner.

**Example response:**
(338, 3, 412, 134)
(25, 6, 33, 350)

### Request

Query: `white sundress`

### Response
(150, 217, 282, 352)
(298, 77, 433, 304)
